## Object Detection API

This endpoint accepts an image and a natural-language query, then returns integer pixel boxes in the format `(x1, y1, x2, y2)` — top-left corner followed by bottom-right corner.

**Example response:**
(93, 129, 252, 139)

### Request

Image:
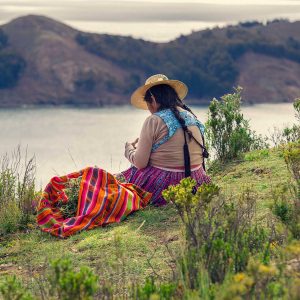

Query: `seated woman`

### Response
(37, 74, 211, 238)
(118, 74, 211, 206)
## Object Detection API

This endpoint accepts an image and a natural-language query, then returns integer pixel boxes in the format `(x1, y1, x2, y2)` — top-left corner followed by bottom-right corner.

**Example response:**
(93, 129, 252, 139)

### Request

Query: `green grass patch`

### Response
(0, 148, 294, 293)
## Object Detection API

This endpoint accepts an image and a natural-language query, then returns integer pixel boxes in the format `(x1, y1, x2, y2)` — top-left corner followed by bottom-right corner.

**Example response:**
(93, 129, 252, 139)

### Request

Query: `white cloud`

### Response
(0, 0, 299, 42)
(0, 1, 299, 21)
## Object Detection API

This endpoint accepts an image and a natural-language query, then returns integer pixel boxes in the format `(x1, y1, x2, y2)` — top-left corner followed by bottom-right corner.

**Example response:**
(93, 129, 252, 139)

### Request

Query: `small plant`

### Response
(131, 277, 177, 300)
(48, 258, 99, 300)
(0, 201, 21, 234)
(269, 125, 300, 146)
(0, 146, 37, 234)
(219, 240, 300, 300)
(272, 140, 300, 239)
(206, 87, 268, 162)
(244, 149, 269, 161)
(283, 140, 300, 185)
(56, 177, 81, 219)
(294, 98, 300, 122)
(271, 184, 294, 224)
(282, 125, 300, 143)
(269, 99, 300, 146)
(0, 275, 35, 300)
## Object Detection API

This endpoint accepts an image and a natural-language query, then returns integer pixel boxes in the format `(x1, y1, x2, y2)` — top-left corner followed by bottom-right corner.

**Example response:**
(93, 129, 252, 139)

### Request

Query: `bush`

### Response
(0, 146, 37, 234)
(0, 51, 26, 88)
(130, 277, 177, 300)
(269, 99, 300, 146)
(284, 140, 300, 185)
(57, 177, 81, 219)
(283, 140, 300, 238)
(206, 87, 268, 162)
(282, 125, 300, 144)
(271, 140, 300, 239)
(0, 29, 8, 50)
(219, 240, 300, 300)
(0, 201, 22, 234)
(0, 258, 102, 300)
(294, 98, 300, 122)
(0, 275, 34, 300)
(272, 183, 295, 223)
(162, 178, 273, 285)
(269, 125, 300, 146)
(49, 258, 99, 300)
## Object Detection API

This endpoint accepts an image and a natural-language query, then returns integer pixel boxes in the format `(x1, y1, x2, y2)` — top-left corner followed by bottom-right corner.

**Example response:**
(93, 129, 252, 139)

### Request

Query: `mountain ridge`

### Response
(0, 15, 300, 107)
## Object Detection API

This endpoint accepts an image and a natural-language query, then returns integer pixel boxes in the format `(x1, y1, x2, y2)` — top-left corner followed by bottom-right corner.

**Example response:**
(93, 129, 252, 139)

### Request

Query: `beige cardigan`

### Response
(125, 108, 204, 170)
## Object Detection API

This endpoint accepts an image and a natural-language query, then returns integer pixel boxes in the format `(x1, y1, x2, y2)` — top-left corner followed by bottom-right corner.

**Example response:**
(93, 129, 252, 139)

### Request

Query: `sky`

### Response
(0, 0, 300, 41)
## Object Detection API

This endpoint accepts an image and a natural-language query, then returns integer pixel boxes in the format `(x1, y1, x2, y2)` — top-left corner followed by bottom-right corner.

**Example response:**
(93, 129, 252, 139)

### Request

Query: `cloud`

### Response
(0, 1, 299, 42)
(0, 1, 299, 22)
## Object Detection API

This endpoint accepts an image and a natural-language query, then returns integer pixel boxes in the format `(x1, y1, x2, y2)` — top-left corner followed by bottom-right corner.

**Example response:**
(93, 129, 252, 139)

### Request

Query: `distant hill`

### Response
(0, 15, 300, 107)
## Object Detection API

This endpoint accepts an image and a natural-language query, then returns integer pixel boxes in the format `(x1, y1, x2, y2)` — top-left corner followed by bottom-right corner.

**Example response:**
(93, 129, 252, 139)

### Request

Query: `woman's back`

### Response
(148, 107, 203, 170)
(125, 106, 204, 170)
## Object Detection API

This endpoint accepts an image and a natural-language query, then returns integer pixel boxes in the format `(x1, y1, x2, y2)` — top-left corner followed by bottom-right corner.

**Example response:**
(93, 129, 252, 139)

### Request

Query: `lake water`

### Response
(0, 104, 296, 189)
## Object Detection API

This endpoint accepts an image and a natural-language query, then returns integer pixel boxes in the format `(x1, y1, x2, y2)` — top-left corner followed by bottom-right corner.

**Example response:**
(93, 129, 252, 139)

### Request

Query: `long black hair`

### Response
(144, 84, 208, 176)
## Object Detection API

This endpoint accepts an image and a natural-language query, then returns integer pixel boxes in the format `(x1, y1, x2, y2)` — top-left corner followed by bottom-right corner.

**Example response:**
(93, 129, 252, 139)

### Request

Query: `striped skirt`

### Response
(117, 165, 211, 206)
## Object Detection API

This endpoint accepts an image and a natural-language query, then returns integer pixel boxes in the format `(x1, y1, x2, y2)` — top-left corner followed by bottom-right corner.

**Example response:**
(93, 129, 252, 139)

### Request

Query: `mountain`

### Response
(0, 15, 300, 107)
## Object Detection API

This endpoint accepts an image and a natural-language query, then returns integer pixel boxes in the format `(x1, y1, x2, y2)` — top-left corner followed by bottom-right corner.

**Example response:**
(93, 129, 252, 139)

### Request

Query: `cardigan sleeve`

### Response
(125, 115, 159, 169)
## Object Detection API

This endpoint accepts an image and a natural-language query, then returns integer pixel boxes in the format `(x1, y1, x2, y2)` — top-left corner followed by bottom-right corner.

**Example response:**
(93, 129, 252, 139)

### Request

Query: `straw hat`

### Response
(130, 74, 188, 110)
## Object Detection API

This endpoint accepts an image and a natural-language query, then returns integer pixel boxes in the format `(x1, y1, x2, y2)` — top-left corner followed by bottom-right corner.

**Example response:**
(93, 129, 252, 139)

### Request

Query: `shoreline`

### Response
(0, 101, 296, 110)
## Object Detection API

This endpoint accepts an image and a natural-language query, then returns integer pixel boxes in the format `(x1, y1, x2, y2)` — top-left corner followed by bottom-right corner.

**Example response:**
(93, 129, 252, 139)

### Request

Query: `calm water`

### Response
(0, 104, 296, 189)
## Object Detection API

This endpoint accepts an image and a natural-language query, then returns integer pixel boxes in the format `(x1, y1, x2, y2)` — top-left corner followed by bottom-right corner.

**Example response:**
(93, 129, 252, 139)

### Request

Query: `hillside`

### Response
(0, 15, 300, 107)
(0, 148, 292, 292)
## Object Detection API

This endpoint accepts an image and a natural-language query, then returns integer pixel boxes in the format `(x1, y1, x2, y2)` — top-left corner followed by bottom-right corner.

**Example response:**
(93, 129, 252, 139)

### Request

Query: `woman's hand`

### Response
(124, 138, 138, 162)
(125, 138, 139, 156)
(131, 138, 139, 149)
(125, 138, 139, 150)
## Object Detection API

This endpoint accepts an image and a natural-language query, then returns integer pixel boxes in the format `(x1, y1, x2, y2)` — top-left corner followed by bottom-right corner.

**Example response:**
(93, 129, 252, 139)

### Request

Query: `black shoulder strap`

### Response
(185, 130, 209, 171)
(183, 131, 191, 177)
(178, 109, 209, 175)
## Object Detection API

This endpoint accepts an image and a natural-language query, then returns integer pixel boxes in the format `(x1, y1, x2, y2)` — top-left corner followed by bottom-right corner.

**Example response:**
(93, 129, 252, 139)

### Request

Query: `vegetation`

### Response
(0, 275, 34, 300)
(0, 29, 26, 89)
(0, 146, 38, 235)
(57, 178, 81, 219)
(0, 51, 26, 88)
(163, 180, 274, 284)
(0, 29, 8, 50)
(0, 93, 299, 299)
(0, 258, 99, 300)
(76, 20, 300, 99)
(269, 99, 300, 146)
(272, 140, 300, 239)
(205, 87, 267, 162)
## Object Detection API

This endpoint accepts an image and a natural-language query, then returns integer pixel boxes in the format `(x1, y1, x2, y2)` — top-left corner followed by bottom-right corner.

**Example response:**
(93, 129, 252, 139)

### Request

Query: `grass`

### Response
(0, 148, 293, 293)
(213, 148, 291, 212)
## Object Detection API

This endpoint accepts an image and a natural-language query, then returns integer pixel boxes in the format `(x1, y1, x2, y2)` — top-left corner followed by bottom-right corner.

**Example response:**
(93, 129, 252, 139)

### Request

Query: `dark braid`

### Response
(170, 105, 192, 177)
(176, 99, 198, 119)
(182, 104, 197, 118)
(144, 83, 208, 175)
(179, 101, 209, 164)
(170, 105, 193, 141)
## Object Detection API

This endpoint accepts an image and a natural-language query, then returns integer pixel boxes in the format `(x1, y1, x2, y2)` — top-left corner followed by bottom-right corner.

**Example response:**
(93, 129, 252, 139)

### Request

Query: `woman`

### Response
(37, 74, 210, 238)
(117, 74, 211, 206)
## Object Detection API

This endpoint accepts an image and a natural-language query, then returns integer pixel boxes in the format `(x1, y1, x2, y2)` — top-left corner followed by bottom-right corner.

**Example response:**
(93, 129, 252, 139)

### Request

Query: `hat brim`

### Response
(130, 79, 188, 110)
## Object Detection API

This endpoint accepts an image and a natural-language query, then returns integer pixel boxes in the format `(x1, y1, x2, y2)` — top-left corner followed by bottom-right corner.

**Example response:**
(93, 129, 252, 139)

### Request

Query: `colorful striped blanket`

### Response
(36, 167, 152, 238)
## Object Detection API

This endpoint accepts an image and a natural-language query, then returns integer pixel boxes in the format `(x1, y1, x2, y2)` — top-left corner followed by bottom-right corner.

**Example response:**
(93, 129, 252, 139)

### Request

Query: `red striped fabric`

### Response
(36, 167, 152, 238)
